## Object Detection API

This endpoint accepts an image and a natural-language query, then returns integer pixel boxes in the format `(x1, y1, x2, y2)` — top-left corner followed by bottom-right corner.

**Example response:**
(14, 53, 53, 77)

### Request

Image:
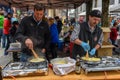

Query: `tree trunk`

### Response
(101, 0, 109, 27)
(86, 0, 92, 21)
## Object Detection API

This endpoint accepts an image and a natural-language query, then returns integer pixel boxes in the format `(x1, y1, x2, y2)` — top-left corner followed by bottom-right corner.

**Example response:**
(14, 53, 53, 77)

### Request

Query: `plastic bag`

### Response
(50, 57, 76, 75)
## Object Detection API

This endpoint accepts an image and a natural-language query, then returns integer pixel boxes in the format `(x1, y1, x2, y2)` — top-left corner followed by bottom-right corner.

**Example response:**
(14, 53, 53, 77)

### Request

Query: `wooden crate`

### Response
(101, 27, 111, 42)
(97, 42, 114, 57)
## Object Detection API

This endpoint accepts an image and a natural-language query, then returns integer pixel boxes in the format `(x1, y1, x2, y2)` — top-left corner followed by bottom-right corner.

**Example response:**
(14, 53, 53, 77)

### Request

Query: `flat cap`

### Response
(89, 10, 102, 18)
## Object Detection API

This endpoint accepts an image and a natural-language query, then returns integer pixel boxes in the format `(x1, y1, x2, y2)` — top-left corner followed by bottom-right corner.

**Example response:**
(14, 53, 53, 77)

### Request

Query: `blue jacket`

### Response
(49, 23, 59, 43)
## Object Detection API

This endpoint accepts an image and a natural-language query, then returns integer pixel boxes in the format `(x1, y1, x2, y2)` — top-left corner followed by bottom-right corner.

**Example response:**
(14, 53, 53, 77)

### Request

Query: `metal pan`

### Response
(81, 57, 101, 65)
(28, 56, 46, 63)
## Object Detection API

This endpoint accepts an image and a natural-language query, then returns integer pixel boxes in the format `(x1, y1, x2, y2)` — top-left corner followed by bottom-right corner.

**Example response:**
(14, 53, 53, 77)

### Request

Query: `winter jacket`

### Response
(3, 18, 11, 34)
(0, 15, 4, 29)
(49, 23, 59, 43)
(110, 27, 118, 40)
(15, 15, 51, 54)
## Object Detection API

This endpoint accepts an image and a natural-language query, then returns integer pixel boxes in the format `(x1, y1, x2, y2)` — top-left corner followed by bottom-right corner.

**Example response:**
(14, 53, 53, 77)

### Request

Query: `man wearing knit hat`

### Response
(70, 9, 103, 59)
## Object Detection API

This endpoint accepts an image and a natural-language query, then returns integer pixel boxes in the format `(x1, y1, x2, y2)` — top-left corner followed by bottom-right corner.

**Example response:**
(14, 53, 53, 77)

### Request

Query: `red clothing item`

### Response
(3, 18, 11, 34)
(110, 27, 118, 40)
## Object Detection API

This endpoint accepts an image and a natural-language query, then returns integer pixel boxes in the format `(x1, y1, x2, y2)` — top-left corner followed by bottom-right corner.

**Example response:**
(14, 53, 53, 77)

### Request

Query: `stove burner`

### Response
(26, 61, 48, 69)
(85, 63, 98, 67)
(81, 57, 120, 74)
(2, 61, 48, 77)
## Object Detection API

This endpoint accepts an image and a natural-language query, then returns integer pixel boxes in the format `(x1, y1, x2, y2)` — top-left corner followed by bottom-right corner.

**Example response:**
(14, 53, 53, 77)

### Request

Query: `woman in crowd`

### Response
(48, 18, 59, 58)
(110, 21, 118, 45)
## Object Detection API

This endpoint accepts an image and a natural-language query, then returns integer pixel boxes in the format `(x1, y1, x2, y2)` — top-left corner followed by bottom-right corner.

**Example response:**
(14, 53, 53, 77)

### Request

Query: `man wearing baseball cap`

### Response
(70, 9, 103, 59)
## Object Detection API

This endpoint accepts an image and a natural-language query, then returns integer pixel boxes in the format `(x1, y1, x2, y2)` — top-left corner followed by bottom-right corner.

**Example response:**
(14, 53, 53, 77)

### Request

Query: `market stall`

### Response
(3, 56, 120, 80)
(3, 67, 120, 80)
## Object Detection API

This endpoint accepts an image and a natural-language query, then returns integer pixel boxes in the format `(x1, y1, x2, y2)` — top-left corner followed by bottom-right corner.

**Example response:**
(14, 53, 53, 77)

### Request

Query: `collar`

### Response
(87, 22, 96, 33)
(33, 15, 42, 25)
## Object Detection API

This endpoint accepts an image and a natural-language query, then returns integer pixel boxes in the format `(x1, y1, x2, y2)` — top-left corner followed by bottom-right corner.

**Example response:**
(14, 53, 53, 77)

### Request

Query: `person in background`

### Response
(0, 11, 4, 48)
(11, 14, 18, 23)
(9, 21, 19, 43)
(3, 13, 12, 55)
(110, 21, 118, 45)
(15, 3, 51, 62)
(48, 18, 59, 58)
(70, 10, 103, 59)
(79, 16, 84, 23)
(9, 21, 19, 61)
(54, 16, 63, 35)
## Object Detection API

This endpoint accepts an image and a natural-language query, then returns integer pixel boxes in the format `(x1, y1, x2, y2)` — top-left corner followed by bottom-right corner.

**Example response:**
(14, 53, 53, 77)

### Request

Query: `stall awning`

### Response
(1, 0, 91, 9)
(78, 7, 101, 16)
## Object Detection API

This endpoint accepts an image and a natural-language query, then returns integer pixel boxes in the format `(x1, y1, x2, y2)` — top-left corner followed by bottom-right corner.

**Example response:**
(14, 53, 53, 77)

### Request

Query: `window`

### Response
(119, 0, 120, 3)
(80, 6, 82, 11)
(109, 0, 114, 5)
(94, 0, 97, 7)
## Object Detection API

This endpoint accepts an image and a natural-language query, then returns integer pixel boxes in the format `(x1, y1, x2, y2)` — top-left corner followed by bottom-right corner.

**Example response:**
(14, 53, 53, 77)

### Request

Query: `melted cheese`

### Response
(82, 57, 100, 62)
(30, 58, 45, 62)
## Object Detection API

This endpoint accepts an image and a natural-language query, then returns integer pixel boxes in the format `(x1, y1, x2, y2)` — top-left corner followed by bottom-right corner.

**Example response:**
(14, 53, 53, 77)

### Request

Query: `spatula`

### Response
(31, 49, 39, 58)
(85, 41, 89, 58)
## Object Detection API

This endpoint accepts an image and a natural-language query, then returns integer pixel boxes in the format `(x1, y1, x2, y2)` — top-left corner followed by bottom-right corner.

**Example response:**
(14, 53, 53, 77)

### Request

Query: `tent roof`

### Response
(1, 0, 90, 9)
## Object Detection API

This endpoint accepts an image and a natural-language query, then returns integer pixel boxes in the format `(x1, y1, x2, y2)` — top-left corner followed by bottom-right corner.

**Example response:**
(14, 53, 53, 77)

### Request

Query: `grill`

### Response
(81, 56, 120, 74)
(2, 60, 48, 77)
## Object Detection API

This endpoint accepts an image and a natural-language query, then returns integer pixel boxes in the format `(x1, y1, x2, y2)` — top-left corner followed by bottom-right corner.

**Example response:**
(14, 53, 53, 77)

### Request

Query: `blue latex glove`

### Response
(89, 48, 96, 55)
(80, 42, 90, 51)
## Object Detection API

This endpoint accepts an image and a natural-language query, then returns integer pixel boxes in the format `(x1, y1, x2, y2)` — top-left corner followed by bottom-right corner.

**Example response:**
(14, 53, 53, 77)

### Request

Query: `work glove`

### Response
(80, 42, 90, 51)
(89, 48, 96, 55)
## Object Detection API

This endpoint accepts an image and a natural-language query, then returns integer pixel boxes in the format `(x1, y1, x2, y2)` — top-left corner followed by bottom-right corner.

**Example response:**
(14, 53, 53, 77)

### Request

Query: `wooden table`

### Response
(3, 68, 120, 80)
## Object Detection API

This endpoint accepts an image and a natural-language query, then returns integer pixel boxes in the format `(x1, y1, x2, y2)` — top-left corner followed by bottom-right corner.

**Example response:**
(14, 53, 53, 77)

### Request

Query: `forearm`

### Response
(94, 44, 101, 50)
(73, 38, 82, 46)
(94, 32, 103, 50)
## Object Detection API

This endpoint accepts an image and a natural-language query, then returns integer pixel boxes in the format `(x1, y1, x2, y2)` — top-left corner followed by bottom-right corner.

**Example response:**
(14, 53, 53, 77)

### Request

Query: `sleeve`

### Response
(15, 17, 28, 43)
(9, 27, 15, 36)
(98, 32, 104, 46)
(3, 19, 9, 29)
(70, 24, 80, 42)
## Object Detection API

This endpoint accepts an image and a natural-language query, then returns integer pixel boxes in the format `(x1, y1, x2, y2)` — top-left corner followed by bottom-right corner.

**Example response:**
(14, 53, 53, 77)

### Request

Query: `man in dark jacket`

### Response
(70, 10, 103, 59)
(15, 3, 51, 62)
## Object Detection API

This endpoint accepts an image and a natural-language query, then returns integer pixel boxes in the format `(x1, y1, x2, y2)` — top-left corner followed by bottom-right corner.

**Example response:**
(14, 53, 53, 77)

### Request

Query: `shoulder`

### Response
(41, 20, 49, 26)
(96, 26, 103, 33)
(22, 16, 30, 21)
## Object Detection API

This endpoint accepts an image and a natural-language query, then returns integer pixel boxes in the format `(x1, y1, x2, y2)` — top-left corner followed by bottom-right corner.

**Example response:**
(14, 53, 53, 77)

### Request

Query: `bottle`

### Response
(75, 55, 81, 74)
(0, 66, 2, 80)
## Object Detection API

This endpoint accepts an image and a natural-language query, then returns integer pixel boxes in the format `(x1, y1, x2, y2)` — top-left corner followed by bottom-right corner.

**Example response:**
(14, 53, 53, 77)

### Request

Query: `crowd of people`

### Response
(0, 3, 120, 62)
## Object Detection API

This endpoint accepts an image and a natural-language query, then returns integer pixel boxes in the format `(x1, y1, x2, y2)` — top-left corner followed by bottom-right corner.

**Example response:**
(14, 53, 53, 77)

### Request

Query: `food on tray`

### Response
(30, 58, 45, 62)
(56, 60, 67, 64)
(52, 60, 67, 64)
(82, 57, 100, 62)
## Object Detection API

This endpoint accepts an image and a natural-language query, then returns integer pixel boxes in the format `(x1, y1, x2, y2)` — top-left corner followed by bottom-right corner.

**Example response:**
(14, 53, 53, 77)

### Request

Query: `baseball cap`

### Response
(89, 10, 102, 18)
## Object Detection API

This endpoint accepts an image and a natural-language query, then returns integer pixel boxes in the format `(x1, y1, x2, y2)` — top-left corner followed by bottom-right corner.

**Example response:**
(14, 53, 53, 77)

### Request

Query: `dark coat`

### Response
(15, 16, 51, 55)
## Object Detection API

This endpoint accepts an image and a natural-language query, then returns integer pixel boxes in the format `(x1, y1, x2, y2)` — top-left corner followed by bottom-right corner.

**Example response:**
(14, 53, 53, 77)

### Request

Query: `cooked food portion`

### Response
(30, 58, 45, 62)
(52, 60, 67, 64)
(82, 57, 100, 62)
(56, 60, 67, 64)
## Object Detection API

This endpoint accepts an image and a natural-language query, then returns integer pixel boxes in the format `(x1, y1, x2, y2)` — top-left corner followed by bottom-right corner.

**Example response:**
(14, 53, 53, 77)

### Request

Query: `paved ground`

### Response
(0, 48, 13, 68)
(0, 48, 4, 57)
